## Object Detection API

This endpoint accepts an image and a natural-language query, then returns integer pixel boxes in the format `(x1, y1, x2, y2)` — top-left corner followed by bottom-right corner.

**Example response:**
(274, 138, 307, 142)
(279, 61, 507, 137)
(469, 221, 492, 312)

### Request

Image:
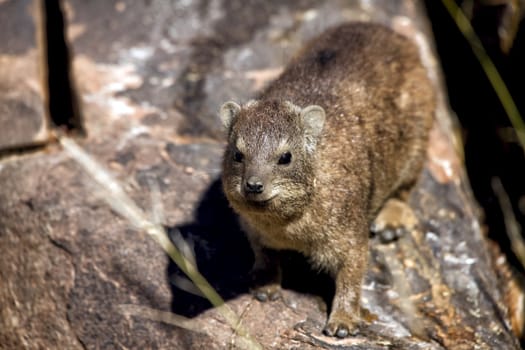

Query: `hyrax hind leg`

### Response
(370, 191, 418, 243)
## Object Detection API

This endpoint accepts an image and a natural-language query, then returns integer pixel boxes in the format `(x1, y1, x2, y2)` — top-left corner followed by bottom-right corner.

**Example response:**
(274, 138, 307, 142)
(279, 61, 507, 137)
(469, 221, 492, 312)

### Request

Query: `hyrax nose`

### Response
(245, 176, 264, 194)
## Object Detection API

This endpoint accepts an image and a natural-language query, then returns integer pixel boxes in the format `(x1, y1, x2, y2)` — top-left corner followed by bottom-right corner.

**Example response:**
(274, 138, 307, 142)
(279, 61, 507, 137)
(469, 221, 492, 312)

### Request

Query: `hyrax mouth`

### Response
(243, 193, 277, 207)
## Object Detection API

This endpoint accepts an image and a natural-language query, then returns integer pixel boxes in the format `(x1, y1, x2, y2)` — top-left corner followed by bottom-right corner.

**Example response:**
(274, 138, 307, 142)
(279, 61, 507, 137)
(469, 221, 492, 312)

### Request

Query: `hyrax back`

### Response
(220, 22, 434, 338)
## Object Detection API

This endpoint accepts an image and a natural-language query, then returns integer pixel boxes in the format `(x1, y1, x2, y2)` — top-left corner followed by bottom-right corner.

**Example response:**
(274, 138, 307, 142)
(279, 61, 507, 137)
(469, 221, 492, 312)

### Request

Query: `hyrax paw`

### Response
(252, 283, 281, 302)
(371, 198, 418, 243)
(323, 310, 360, 338)
(370, 223, 407, 243)
(323, 320, 360, 338)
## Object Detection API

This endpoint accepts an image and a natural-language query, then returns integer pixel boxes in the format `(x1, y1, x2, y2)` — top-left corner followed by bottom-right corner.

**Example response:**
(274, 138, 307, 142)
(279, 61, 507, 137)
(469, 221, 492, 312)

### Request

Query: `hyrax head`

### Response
(219, 99, 325, 218)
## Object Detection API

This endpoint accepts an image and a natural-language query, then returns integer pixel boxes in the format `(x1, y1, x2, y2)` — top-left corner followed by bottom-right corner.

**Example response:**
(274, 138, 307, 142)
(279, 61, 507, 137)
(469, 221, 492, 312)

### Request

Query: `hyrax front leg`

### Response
(323, 244, 368, 338)
(250, 244, 282, 302)
(370, 197, 418, 243)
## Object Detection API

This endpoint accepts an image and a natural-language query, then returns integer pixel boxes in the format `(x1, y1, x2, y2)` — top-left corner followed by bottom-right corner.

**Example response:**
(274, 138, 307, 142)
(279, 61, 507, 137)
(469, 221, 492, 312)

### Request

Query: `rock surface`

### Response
(0, 0, 49, 151)
(0, 1, 521, 349)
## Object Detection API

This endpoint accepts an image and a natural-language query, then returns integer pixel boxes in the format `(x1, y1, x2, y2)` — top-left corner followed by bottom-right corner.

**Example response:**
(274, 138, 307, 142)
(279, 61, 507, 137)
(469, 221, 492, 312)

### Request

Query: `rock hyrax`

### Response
(219, 22, 434, 338)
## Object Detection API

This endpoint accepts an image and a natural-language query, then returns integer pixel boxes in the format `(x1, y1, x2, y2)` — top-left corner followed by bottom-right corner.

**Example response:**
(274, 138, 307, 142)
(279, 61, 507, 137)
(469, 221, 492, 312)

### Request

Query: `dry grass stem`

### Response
(492, 177, 525, 269)
(441, 0, 525, 153)
(59, 136, 262, 350)
(118, 304, 205, 333)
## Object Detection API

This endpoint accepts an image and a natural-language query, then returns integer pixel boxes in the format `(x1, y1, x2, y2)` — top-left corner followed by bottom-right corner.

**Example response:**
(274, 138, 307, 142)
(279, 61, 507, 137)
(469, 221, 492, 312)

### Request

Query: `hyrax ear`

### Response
(219, 101, 241, 130)
(300, 105, 325, 138)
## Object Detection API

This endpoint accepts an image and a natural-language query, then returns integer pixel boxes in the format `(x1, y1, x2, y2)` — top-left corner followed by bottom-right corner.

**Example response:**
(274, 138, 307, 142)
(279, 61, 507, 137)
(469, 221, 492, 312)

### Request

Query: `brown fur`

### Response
(220, 22, 435, 337)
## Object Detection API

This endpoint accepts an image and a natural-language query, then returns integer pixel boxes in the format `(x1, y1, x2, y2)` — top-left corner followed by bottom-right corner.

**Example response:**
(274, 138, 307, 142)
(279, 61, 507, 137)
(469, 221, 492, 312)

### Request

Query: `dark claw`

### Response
(255, 292, 268, 302)
(336, 326, 349, 338)
(253, 286, 281, 302)
(269, 291, 280, 301)
(395, 227, 406, 238)
(324, 322, 361, 338)
(379, 228, 396, 243)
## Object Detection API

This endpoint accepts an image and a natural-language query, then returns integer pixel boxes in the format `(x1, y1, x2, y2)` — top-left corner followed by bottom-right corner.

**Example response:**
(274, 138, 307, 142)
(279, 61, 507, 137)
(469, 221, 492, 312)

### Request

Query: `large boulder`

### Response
(0, 0, 521, 348)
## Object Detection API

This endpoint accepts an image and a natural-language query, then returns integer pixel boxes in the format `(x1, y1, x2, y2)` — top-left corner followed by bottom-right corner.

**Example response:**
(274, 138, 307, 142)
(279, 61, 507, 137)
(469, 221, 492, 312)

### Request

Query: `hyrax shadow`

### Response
(219, 22, 434, 337)
(167, 179, 333, 318)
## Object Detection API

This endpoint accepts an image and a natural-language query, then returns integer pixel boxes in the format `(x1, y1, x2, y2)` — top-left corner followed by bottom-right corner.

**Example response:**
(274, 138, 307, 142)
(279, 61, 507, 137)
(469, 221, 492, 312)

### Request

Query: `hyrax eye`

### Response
(233, 150, 244, 163)
(278, 152, 292, 165)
